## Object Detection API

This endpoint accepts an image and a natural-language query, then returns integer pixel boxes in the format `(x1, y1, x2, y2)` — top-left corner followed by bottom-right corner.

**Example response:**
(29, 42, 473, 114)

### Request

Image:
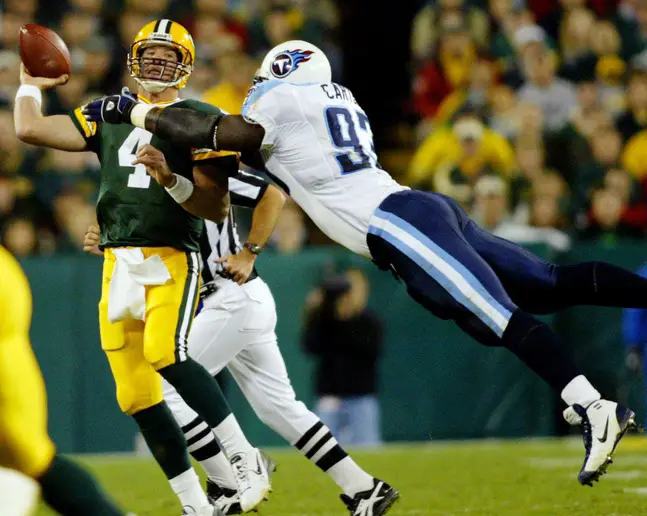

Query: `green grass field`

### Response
(36, 437, 647, 516)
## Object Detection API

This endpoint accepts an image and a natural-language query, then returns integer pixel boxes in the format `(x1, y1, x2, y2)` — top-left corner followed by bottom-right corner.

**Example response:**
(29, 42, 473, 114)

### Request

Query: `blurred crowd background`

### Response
(2, 0, 647, 256)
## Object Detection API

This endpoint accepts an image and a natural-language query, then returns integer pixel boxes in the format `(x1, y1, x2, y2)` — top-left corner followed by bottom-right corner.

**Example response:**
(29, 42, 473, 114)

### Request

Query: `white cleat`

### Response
(229, 449, 271, 512)
(563, 399, 636, 486)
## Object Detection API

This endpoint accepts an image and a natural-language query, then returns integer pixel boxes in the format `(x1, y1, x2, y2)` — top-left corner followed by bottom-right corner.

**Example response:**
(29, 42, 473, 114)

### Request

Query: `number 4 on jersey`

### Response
(118, 127, 153, 189)
(325, 107, 378, 175)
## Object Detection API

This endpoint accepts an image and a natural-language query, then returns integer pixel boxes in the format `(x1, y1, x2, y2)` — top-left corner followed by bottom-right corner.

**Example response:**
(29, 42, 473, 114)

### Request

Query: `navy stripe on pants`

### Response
(367, 190, 524, 346)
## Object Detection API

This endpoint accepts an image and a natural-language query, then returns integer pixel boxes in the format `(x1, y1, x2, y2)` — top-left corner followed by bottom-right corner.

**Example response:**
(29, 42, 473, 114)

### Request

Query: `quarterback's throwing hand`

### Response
(133, 144, 176, 188)
(83, 88, 137, 124)
(20, 63, 68, 90)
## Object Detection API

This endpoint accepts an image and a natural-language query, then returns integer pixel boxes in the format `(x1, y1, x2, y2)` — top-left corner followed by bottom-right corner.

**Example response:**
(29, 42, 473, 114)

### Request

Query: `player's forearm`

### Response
(14, 96, 45, 144)
(14, 98, 86, 151)
(180, 186, 230, 223)
(247, 185, 286, 248)
(131, 105, 264, 152)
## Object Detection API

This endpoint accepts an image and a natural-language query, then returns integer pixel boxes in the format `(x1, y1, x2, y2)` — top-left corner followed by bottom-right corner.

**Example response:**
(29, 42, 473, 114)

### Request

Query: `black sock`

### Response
(503, 310, 582, 392)
(294, 421, 348, 472)
(182, 416, 223, 461)
(160, 358, 232, 428)
(38, 454, 124, 516)
(557, 262, 647, 308)
(132, 402, 191, 479)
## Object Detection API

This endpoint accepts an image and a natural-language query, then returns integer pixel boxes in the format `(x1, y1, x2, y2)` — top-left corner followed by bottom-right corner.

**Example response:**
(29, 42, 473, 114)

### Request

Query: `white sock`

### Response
(201, 451, 237, 490)
(213, 414, 254, 459)
(327, 457, 375, 497)
(561, 375, 601, 407)
(169, 468, 209, 510)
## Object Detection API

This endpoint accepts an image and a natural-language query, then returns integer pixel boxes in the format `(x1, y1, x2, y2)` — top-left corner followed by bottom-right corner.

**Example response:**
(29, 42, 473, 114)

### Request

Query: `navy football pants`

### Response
(367, 190, 564, 347)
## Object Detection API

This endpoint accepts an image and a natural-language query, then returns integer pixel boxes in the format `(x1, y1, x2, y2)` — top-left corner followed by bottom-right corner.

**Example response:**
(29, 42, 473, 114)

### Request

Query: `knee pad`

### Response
(115, 380, 163, 416)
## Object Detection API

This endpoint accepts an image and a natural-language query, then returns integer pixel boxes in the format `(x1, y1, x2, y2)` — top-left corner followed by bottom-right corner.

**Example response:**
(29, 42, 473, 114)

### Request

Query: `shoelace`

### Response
(231, 457, 252, 494)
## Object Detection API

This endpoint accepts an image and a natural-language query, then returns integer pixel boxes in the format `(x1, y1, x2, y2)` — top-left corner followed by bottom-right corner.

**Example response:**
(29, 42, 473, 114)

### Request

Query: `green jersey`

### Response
(69, 98, 236, 252)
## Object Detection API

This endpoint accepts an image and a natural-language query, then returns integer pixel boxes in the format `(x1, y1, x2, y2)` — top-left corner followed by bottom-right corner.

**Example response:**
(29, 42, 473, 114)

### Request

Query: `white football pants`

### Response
(163, 278, 319, 445)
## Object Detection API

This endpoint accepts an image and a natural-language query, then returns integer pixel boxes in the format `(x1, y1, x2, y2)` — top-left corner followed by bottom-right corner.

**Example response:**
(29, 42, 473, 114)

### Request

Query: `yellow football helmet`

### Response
(128, 19, 195, 93)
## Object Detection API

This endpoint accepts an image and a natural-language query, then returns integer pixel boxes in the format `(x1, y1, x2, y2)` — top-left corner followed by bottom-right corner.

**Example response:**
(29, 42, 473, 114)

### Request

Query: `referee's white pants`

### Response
(163, 278, 319, 445)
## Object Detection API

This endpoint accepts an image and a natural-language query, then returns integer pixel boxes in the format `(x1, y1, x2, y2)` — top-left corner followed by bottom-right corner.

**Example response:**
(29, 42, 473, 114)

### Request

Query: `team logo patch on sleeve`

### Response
(271, 50, 314, 78)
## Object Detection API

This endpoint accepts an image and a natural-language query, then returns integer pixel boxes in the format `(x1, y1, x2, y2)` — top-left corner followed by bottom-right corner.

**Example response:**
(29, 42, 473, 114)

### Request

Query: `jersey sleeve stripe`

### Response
(229, 177, 262, 199)
(241, 80, 283, 119)
(192, 149, 238, 161)
(73, 107, 97, 138)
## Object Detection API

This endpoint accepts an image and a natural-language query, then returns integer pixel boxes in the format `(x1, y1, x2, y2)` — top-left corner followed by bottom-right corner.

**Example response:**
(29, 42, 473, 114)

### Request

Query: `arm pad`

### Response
(146, 107, 222, 150)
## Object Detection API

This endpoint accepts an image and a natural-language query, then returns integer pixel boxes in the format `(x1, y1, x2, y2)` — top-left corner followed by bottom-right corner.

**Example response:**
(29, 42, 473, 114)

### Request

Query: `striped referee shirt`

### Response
(200, 171, 269, 289)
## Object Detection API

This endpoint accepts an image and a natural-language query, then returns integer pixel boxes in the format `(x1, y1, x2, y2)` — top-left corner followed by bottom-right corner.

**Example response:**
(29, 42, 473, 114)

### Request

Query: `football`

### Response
(19, 24, 71, 79)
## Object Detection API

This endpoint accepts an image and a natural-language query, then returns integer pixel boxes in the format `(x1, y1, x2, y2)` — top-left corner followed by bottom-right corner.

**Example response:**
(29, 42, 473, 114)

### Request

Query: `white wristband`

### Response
(165, 174, 194, 204)
(16, 85, 42, 106)
(131, 103, 155, 129)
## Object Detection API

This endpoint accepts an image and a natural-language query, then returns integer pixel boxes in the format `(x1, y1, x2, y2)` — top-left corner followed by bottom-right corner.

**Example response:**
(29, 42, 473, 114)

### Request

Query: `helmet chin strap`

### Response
(137, 78, 177, 94)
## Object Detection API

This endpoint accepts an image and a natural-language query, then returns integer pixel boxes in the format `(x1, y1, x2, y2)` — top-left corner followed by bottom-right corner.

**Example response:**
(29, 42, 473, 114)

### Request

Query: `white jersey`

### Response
(242, 80, 406, 257)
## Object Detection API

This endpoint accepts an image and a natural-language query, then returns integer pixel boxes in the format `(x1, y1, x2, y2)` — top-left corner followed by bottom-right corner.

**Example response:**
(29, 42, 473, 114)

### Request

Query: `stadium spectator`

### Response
(528, 172, 572, 233)
(2, 216, 38, 256)
(619, 0, 647, 61)
(193, 14, 247, 62)
(579, 187, 644, 240)
(69, 0, 104, 16)
(60, 10, 100, 49)
(0, 102, 39, 180)
(0, 51, 21, 99)
(580, 128, 623, 181)
(202, 51, 256, 114)
(411, 0, 490, 62)
(3, 0, 37, 19)
(490, 9, 548, 88)
(35, 149, 99, 208)
(126, 0, 171, 16)
(1, 12, 33, 49)
(557, 7, 596, 82)
(408, 113, 515, 194)
(81, 37, 117, 93)
(489, 83, 518, 138)
(248, 2, 301, 58)
(616, 70, 647, 142)
(621, 126, 647, 181)
(303, 269, 383, 447)
(434, 58, 497, 126)
(591, 21, 627, 118)
(517, 47, 577, 133)
(472, 175, 572, 250)
(118, 10, 151, 49)
(412, 13, 477, 120)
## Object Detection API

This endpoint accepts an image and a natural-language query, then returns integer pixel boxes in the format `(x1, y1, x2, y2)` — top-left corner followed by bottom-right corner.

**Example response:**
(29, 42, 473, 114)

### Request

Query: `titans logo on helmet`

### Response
(271, 50, 314, 78)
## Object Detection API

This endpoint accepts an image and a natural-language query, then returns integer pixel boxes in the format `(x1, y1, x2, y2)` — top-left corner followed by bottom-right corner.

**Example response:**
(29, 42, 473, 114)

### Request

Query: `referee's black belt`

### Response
(200, 268, 259, 299)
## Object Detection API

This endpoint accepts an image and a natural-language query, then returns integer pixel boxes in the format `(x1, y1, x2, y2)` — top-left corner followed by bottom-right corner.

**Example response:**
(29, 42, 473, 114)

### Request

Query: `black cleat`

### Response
(206, 480, 242, 515)
(340, 478, 399, 516)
